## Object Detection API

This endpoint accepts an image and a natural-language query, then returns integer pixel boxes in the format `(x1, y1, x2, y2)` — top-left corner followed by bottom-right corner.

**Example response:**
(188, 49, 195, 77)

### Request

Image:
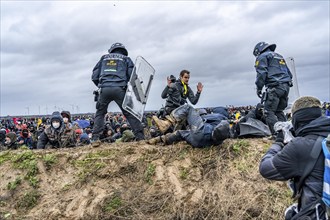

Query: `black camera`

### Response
(93, 90, 99, 102)
(169, 75, 176, 83)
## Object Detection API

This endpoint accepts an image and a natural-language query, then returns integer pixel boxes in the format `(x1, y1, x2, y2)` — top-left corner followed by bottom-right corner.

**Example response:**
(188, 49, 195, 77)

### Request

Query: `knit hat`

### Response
(291, 96, 322, 115)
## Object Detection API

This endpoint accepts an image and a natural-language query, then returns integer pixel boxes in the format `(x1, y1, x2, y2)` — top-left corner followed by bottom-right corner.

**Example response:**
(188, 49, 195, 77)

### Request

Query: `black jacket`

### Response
(259, 115, 330, 214)
(161, 80, 200, 114)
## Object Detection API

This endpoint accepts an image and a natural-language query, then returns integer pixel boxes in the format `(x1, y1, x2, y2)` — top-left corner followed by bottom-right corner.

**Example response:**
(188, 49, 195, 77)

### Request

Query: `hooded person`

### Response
(37, 111, 77, 149)
(17, 126, 33, 149)
(61, 110, 72, 128)
(4, 132, 18, 150)
(259, 96, 330, 220)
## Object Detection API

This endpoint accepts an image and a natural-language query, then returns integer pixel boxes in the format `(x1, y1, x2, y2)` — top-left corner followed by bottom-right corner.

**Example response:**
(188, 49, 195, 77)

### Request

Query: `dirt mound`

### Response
(0, 139, 291, 220)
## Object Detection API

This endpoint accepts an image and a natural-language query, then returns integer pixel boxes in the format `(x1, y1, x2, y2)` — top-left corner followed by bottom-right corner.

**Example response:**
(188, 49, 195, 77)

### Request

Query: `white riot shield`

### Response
(122, 56, 155, 121)
(284, 57, 300, 116)
(285, 57, 300, 102)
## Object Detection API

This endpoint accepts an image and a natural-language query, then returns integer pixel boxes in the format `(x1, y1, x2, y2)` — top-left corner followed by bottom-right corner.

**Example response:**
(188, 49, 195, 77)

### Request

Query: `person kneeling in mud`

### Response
(148, 105, 230, 148)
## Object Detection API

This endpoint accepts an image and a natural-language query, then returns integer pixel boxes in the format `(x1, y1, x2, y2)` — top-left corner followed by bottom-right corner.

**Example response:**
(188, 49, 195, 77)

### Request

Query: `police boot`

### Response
(147, 136, 162, 145)
(152, 116, 173, 134)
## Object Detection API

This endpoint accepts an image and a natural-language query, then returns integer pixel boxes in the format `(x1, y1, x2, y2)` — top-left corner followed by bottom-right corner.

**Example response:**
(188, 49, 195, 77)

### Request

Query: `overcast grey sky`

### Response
(1, 1, 329, 116)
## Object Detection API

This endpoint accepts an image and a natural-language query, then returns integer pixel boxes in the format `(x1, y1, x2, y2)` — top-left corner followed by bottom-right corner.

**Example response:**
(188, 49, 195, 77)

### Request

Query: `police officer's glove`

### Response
(257, 89, 262, 98)
(274, 130, 285, 147)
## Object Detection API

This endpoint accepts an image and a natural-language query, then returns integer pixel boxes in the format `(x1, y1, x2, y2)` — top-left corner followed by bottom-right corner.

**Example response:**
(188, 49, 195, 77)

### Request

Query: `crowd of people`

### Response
(1, 41, 330, 219)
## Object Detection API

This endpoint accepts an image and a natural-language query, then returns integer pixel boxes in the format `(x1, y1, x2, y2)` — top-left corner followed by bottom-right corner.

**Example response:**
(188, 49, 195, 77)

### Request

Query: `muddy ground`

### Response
(0, 138, 292, 220)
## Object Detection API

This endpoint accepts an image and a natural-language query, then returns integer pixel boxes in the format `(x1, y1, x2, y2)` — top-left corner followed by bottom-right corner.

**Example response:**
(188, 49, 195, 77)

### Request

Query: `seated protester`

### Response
(84, 127, 93, 139)
(75, 129, 91, 146)
(100, 126, 115, 143)
(4, 132, 18, 150)
(0, 128, 6, 147)
(149, 104, 230, 148)
(28, 124, 38, 149)
(17, 126, 33, 149)
(61, 110, 73, 129)
(37, 111, 77, 149)
(259, 96, 330, 220)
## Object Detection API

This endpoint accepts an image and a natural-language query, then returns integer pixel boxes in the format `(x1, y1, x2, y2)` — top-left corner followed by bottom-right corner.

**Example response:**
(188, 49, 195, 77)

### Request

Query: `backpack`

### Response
(321, 137, 330, 217)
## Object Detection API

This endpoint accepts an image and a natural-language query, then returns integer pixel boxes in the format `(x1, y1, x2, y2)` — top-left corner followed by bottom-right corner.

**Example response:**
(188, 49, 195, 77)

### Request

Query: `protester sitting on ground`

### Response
(3, 132, 18, 150)
(61, 110, 73, 129)
(149, 105, 230, 148)
(37, 111, 77, 149)
(0, 128, 6, 147)
(28, 124, 38, 149)
(75, 128, 91, 146)
(17, 126, 33, 149)
(259, 96, 330, 219)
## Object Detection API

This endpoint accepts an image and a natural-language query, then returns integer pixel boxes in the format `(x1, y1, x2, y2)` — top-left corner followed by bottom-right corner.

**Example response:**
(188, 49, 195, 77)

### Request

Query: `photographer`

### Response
(259, 96, 330, 219)
(160, 70, 203, 116)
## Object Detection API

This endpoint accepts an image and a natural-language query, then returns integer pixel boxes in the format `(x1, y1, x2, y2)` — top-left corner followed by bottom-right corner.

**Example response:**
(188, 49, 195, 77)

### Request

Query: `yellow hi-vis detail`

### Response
(255, 60, 259, 66)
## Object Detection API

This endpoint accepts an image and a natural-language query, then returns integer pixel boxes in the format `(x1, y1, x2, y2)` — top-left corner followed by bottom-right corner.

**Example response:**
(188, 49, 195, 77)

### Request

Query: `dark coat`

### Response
(161, 80, 200, 114)
(259, 115, 330, 216)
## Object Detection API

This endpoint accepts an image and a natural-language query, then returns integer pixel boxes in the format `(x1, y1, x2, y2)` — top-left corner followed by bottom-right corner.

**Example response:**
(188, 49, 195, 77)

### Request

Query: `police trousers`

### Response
(92, 86, 144, 140)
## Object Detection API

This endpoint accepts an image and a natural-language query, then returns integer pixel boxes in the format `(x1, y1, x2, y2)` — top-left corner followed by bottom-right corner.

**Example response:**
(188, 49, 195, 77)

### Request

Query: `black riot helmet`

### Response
(212, 120, 230, 142)
(108, 42, 128, 56)
(253, 42, 276, 57)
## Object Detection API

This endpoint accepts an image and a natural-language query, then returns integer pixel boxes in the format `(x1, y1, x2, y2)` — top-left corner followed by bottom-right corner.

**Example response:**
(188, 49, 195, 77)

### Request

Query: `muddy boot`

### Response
(147, 136, 162, 145)
(152, 116, 172, 134)
(161, 132, 182, 145)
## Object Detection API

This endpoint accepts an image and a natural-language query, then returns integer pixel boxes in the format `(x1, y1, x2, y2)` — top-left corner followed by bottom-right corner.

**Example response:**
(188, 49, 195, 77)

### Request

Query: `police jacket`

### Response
(92, 52, 134, 88)
(161, 80, 200, 112)
(255, 49, 293, 90)
(259, 111, 330, 213)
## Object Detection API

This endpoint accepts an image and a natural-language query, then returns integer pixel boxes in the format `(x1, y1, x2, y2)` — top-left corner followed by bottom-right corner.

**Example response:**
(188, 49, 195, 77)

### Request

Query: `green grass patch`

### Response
(16, 190, 40, 210)
(232, 140, 250, 153)
(42, 154, 57, 170)
(11, 150, 39, 188)
(0, 151, 12, 165)
(145, 163, 156, 184)
(7, 177, 22, 190)
(179, 167, 189, 180)
(74, 152, 107, 183)
(103, 195, 122, 213)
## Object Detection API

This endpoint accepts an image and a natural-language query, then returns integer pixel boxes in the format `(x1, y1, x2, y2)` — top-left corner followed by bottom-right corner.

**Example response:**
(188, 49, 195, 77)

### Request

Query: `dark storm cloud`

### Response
(1, 1, 329, 116)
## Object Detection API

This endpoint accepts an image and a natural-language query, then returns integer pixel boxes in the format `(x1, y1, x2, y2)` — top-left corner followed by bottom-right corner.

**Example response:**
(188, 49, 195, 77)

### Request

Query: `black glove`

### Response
(275, 130, 284, 144)
(257, 89, 262, 98)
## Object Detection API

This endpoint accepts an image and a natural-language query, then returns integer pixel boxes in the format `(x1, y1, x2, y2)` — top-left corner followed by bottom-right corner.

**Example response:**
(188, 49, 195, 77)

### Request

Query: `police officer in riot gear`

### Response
(91, 42, 145, 141)
(253, 42, 293, 135)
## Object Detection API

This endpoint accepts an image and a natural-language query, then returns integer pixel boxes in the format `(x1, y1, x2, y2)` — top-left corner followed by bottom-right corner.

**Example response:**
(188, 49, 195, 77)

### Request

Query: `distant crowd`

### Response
(0, 102, 329, 151)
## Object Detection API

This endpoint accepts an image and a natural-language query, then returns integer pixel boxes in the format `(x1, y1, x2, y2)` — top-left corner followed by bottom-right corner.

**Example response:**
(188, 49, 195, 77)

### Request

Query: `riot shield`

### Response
(285, 57, 300, 102)
(122, 56, 155, 121)
(284, 57, 300, 116)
